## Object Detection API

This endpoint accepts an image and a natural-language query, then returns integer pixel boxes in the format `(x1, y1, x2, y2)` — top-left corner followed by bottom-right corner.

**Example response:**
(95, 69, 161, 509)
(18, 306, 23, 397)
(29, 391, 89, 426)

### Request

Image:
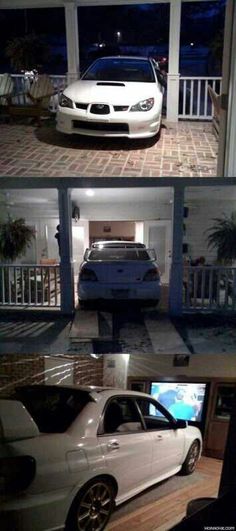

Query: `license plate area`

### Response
(111, 289, 130, 299)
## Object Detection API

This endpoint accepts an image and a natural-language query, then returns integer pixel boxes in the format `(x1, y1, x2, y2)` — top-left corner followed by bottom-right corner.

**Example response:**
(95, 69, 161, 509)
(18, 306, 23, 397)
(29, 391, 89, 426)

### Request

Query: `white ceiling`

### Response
(1, 186, 236, 209)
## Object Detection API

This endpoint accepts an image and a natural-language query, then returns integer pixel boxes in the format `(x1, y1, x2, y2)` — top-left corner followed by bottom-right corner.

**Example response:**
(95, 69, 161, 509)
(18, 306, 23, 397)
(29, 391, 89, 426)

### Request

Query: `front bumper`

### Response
(78, 281, 161, 301)
(56, 106, 162, 139)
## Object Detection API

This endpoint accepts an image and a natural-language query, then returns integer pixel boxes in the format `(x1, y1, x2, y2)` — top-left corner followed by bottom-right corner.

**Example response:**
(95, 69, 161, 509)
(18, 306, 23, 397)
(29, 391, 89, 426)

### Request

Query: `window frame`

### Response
(97, 394, 146, 437)
(135, 396, 178, 432)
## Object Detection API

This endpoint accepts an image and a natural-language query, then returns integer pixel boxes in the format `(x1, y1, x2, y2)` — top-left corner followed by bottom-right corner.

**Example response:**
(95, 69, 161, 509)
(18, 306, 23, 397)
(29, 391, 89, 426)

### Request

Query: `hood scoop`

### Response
(96, 82, 125, 87)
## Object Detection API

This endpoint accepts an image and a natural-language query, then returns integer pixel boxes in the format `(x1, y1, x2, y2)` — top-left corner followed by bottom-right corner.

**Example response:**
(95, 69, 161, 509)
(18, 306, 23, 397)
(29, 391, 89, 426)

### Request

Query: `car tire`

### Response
(66, 477, 115, 531)
(180, 440, 200, 475)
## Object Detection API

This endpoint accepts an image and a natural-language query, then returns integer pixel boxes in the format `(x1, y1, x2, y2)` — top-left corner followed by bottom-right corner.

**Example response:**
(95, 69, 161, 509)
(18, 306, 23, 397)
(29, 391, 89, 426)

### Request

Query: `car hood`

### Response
(64, 80, 160, 105)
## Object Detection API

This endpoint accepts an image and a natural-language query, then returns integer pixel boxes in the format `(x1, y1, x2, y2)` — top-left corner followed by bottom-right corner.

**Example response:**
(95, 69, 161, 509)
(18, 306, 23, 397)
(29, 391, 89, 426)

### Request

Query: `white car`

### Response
(56, 56, 164, 139)
(0, 385, 202, 531)
(78, 241, 161, 306)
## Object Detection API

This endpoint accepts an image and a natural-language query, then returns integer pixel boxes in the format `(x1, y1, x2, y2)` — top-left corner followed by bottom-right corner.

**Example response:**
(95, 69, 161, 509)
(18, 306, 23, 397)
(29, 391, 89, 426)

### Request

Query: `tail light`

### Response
(0, 455, 36, 494)
(80, 268, 98, 281)
(143, 267, 160, 282)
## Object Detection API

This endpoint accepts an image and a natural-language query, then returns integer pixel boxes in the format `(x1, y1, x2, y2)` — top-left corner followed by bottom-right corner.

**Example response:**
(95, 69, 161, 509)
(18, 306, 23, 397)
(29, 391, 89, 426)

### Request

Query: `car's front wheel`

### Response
(181, 440, 200, 475)
(66, 478, 115, 531)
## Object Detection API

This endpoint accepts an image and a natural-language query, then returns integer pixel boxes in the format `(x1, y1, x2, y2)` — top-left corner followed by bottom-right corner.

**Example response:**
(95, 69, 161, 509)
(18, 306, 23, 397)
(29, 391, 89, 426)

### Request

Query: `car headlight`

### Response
(130, 98, 154, 112)
(59, 93, 73, 109)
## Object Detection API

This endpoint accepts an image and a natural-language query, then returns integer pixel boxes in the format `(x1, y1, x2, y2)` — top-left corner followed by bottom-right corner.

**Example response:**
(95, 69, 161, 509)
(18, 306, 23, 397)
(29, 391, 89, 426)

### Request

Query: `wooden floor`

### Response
(108, 457, 222, 531)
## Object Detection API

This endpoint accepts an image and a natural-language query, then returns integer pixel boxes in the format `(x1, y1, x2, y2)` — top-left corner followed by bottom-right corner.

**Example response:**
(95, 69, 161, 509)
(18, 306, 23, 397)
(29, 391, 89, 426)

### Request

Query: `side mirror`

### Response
(173, 419, 187, 429)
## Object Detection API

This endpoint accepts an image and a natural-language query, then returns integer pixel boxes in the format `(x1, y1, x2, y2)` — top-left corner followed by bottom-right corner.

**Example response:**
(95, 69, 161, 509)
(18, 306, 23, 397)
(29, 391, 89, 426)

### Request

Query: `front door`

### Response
(144, 221, 172, 283)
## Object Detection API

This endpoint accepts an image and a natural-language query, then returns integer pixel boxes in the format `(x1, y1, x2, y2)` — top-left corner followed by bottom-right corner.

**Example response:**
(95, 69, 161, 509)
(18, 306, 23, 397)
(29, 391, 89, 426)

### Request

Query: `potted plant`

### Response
(0, 217, 35, 303)
(206, 212, 236, 298)
(206, 212, 236, 264)
(0, 216, 35, 262)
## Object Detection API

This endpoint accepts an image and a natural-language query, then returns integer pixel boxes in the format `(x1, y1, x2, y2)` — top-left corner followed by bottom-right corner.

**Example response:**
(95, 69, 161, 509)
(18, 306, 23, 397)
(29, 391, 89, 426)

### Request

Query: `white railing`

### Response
(0, 74, 67, 112)
(179, 77, 222, 120)
(183, 266, 236, 312)
(1, 73, 222, 119)
(0, 264, 60, 308)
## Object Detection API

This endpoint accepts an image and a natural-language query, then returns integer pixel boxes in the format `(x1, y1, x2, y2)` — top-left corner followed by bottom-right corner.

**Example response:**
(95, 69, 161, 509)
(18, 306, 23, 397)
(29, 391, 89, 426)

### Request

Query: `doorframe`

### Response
(143, 220, 172, 284)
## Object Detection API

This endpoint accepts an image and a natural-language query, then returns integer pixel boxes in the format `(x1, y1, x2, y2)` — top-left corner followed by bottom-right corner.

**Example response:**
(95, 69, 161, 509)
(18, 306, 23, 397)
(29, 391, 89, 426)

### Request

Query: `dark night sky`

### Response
(0, 1, 226, 73)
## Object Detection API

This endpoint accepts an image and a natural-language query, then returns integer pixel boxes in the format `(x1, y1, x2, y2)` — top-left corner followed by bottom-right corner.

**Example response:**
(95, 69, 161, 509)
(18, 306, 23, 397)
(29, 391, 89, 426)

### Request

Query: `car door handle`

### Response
(107, 441, 120, 451)
(155, 435, 163, 441)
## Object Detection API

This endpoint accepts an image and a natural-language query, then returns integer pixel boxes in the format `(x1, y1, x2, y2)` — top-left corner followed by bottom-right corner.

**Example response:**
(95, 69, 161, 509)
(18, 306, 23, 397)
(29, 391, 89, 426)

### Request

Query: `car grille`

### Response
(114, 105, 129, 112)
(75, 103, 88, 110)
(73, 121, 129, 133)
(90, 104, 110, 115)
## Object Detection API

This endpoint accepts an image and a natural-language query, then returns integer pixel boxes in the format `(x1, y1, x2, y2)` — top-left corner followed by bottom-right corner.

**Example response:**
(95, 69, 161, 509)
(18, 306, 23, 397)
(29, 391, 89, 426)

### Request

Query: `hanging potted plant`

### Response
(206, 212, 236, 298)
(0, 216, 35, 262)
(206, 212, 236, 264)
(0, 217, 35, 303)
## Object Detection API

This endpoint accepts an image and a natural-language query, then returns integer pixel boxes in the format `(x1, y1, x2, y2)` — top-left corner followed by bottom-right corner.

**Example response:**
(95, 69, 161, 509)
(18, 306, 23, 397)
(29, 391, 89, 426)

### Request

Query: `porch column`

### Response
(58, 188, 74, 315)
(222, 0, 236, 177)
(64, 0, 80, 84)
(169, 185, 184, 316)
(166, 0, 181, 122)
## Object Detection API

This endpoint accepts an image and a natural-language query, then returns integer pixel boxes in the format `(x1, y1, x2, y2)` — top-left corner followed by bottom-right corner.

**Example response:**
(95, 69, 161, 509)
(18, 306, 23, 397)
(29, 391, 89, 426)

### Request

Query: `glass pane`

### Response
(103, 398, 143, 433)
(214, 386, 235, 419)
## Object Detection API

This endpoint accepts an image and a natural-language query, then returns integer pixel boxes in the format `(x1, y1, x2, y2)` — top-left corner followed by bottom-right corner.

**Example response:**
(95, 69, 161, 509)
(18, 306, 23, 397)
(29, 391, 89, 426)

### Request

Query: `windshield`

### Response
(86, 248, 155, 261)
(82, 58, 155, 83)
(13, 386, 92, 433)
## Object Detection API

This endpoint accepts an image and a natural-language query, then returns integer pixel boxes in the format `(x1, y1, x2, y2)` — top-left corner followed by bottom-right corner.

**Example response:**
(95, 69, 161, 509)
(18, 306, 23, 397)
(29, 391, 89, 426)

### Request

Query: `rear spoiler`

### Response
(0, 400, 39, 442)
(84, 247, 157, 261)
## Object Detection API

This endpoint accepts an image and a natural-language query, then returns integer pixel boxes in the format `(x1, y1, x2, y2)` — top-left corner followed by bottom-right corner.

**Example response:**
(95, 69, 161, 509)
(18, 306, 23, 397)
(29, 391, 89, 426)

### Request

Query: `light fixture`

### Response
(85, 189, 95, 197)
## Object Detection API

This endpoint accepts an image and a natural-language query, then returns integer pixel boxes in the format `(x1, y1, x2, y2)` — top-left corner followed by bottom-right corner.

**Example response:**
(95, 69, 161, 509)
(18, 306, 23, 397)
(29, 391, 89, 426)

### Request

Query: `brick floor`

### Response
(0, 119, 218, 178)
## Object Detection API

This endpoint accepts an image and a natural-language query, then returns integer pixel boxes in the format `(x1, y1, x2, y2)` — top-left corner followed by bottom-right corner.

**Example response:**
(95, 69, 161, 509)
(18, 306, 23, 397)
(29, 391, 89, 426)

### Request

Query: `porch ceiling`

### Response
(0, 0, 218, 8)
(1, 186, 236, 211)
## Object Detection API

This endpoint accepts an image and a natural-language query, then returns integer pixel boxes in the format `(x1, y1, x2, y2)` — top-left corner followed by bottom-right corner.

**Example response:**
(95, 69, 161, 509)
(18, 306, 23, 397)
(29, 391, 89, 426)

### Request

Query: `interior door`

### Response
(205, 383, 236, 459)
(144, 221, 172, 283)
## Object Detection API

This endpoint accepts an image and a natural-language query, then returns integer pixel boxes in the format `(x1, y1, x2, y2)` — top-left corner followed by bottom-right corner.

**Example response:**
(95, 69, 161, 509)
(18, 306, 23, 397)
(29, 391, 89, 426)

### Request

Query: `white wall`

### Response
(79, 202, 172, 221)
(128, 354, 236, 379)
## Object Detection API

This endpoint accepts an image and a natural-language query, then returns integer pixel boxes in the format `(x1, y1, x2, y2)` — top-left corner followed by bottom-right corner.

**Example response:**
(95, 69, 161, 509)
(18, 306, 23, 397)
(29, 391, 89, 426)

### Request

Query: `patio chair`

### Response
(0, 73, 14, 108)
(208, 85, 221, 139)
(7, 74, 57, 126)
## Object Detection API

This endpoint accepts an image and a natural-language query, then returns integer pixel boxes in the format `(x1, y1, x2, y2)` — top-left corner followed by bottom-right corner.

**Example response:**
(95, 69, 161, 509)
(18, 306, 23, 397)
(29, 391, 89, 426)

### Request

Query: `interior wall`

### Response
(128, 354, 236, 380)
(89, 221, 135, 240)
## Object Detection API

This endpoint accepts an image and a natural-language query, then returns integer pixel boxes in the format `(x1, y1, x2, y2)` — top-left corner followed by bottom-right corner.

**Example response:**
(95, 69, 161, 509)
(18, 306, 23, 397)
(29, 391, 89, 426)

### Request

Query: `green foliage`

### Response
(5, 33, 50, 72)
(206, 213, 236, 263)
(0, 217, 35, 262)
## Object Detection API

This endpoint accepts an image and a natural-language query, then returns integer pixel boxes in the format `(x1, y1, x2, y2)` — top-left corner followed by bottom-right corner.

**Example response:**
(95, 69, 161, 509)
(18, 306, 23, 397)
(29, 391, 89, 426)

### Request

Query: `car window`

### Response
(87, 249, 151, 261)
(136, 398, 174, 431)
(13, 386, 92, 433)
(82, 58, 155, 83)
(102, 397, 143, 434)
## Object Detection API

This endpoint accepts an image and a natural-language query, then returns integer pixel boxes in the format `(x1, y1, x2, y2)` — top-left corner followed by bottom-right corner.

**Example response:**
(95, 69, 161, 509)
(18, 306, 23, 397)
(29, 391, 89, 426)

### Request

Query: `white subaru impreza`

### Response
(0, 385, 202, 531)
(78, 241, 161, 307)
(56, 56, 164, 139)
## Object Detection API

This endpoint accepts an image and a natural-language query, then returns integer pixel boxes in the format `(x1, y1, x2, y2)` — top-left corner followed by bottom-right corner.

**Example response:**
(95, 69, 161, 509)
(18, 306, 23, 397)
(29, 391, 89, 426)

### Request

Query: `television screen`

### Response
(151, 382, 207, 422)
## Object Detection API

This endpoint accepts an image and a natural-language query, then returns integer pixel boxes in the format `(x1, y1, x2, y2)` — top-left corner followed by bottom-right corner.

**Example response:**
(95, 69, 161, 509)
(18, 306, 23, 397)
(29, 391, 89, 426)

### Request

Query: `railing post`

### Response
(58, 187, 74, 315)
(167, 0, 181, 122)
(169, 185, 184, 316)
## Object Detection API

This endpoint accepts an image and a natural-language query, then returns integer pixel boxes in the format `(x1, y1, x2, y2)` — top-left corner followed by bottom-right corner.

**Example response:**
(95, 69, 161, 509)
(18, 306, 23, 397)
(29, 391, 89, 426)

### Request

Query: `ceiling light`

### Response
(85, 189, 95, 197)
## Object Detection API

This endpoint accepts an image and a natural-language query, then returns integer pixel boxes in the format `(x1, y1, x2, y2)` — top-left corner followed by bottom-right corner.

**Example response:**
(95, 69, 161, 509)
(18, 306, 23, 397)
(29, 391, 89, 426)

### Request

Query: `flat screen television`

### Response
(150, 382, 207, 422)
